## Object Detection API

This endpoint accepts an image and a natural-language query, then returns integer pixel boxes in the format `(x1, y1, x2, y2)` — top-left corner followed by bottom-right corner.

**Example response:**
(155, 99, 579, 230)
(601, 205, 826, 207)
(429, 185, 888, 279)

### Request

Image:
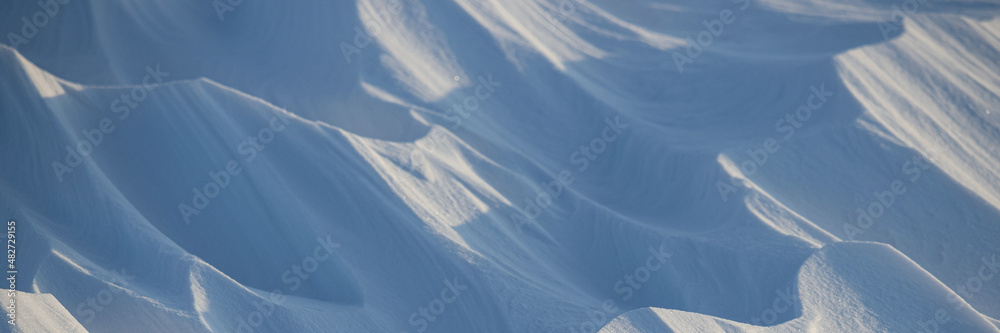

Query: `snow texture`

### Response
(1, 0, 999, 332)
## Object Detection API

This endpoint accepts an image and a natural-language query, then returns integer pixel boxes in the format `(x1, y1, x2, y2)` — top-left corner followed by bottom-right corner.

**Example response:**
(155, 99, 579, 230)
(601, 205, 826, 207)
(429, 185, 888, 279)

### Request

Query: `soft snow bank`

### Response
(1, 0, 999, 332)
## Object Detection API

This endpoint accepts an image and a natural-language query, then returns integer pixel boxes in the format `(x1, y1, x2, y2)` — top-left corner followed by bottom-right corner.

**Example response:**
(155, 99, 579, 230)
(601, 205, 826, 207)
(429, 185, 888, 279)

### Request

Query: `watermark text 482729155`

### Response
(6, 219, 16, 326)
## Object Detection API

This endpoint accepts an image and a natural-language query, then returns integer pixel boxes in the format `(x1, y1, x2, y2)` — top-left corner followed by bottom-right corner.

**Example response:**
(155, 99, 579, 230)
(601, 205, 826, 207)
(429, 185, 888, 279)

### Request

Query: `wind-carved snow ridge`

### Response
(1, 0, 999, 332)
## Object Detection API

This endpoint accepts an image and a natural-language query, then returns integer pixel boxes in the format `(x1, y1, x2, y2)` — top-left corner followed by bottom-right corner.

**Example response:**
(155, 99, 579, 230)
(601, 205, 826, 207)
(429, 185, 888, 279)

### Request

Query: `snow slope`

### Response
(1, 0, 999, 332)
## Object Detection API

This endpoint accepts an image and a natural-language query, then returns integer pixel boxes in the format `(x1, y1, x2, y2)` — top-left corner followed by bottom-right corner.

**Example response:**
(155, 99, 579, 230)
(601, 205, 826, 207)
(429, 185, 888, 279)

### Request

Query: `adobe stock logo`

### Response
(405, 73, 501, 175)
(179, 108, 291, 224)
(235, 235, 339, 333)
(5, 0, 72, 49)
(569, 242, 672, 333)
(548, 0, 585, 24)
(403, 278, 468, 333)
(339, 0, 404, 63)
(52, 65, 170, 182)
(75, 269, 136, 324)
(716, 84, 834, 202)
(843, 136, 947, 240)
(672, 0, 750, 72)
(509, 117, 628, 232)
(279, 235, 341, 292)
(749, 286, 799, 325)
(912, 254, 999, 333)
(212, 0, 244, 21)
(443, 75, 502, 129)
(877, 0, 928, 40)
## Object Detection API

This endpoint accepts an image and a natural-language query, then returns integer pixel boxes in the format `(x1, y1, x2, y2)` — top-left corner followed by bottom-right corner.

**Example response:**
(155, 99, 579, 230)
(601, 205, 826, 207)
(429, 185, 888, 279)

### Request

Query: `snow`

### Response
(1, 0, 999, 332)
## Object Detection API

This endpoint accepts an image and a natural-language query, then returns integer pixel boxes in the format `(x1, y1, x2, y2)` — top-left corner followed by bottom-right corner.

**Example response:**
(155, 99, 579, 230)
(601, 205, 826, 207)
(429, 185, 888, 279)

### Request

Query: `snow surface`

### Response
(1, 0, 1000, 332)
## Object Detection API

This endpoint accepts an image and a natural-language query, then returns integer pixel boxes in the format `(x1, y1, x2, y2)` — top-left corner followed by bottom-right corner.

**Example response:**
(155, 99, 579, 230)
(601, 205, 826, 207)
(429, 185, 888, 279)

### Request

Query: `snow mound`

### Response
(600, 242, 1000, 332)
(2, 0, 1000, 332)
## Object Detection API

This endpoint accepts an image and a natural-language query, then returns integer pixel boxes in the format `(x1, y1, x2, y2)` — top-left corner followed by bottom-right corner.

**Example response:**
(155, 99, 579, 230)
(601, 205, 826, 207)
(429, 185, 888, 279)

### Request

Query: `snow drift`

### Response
(1, 0, 999, 332)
